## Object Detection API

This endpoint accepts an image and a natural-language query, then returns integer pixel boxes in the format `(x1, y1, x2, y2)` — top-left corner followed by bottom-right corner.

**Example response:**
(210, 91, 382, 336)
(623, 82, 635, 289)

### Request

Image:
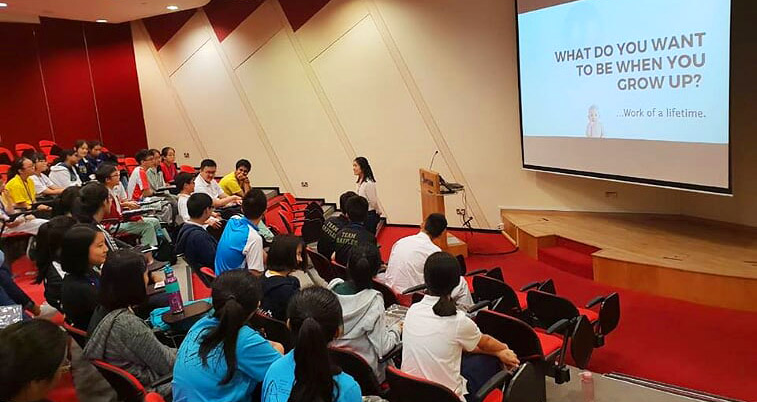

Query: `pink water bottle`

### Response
(164, 265, 184, 314)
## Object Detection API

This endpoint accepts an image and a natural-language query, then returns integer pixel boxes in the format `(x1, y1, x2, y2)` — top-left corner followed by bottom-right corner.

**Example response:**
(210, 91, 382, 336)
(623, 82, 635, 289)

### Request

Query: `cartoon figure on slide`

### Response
(585, 104, 605, 138)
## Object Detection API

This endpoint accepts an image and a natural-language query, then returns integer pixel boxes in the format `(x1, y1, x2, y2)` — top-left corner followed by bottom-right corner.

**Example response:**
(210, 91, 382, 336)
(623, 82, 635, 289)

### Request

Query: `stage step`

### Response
(539, 246, 594, 280)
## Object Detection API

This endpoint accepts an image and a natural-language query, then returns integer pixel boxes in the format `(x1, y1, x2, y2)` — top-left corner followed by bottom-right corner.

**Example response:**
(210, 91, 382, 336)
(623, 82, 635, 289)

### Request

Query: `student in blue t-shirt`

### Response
(173, 270, 284, 402)
(262, 287, 362, 402)
(215, 188, 268, 275)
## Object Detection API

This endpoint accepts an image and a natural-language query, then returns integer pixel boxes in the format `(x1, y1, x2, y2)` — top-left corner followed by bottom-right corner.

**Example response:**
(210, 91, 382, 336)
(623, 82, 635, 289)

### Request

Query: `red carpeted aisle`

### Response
(378, 226, 757, 402)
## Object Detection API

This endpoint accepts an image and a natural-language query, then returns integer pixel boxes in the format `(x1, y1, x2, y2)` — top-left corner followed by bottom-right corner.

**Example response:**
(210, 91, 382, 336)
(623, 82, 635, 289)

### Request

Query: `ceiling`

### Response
(0, 0, 210, 24)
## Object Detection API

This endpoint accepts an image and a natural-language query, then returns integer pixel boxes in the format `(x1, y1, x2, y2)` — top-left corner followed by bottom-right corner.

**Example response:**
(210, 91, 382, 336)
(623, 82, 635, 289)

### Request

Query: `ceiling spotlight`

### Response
(166, 5, 179, 10)
(96, 19, 108, 23)
(0, 3, 8, 7)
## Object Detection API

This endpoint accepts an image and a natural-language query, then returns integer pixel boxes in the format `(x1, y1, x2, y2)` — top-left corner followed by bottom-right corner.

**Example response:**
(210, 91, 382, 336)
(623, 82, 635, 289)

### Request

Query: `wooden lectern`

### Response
(419, 168, 468, 257)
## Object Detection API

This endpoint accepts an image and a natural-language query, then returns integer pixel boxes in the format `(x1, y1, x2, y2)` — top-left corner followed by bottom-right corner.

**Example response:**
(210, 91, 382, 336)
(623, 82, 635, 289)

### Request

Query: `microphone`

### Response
(429, 150, 439, 170)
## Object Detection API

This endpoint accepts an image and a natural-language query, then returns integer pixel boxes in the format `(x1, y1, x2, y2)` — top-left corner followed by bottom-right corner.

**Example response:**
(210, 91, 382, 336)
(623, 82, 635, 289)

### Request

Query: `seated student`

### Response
(84, 250, 177, 400)
(74, 140, 93, 183)
(215, 189, 267, 275)
(74, 182, 119, 250)
(401, 252, 519, 402)
(176, 172, 221, 228)
(384, 214, 472, 308)
(160, 147, 178, 184)
(52, 186, 80, 217)
(6, 157, 52, 211)
(176, 193, 218, 270)
(0, 174, 47, 236)
(260, 235, 302, 320)
(127, 149, 156, 200)
(96, 164, 170, 250)
(49, 149, 83, 188)
(317, 191, 357, 258)
(31, 152, 64, 197)
(194, 159, 241, 208)
(60, 224, 109, 330)
(32, 216, 77, 312)
(262, 287, 362, 402)
(333, 195, 377, 266)
(173, 270, 284, 402)
(147, 149, 167, 191)
(330, 243, 401, 382)
(219, 159, 252, 197)
(0, 249, 41, 318)
(0, 319, 69, 402)
(86, 140, 107, 173)
(284, 236, 327, 289)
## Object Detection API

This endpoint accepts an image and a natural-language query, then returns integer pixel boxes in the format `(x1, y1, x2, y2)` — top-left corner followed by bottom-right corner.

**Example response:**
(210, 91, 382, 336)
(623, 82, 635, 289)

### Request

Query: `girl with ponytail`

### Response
(401, 252, 520, 401)
(173, 270, 284, 402)
(329, 243, 400, 382)
(262, 287, 362, 402)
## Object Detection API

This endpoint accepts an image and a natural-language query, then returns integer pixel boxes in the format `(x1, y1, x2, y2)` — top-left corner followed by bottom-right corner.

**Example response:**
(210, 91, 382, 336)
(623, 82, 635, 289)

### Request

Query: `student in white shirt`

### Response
(353, 157, 382, 234)
(126, 149, 155, 200)
(176, 172, 221, 228)
(30, 153, 64, 197)
(193, 159, 241, 208)
(48, 149, 83, 189)
(401, 252, 519, 401)
(384, 213, 472, 307)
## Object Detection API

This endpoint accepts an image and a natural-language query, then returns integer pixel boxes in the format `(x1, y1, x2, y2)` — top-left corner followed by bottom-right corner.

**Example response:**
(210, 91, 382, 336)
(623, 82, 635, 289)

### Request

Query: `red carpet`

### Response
(379, 226, 757, 402)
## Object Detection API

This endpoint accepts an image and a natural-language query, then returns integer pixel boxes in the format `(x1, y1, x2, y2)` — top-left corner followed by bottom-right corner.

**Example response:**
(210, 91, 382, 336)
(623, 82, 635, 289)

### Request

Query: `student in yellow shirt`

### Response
(219, 159, 252, 197)
(6, 157, 40, 209)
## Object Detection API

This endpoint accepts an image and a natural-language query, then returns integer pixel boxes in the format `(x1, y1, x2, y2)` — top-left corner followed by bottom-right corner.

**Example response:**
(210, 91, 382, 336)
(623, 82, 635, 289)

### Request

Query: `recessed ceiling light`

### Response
(166, 5, 179, 10)
(96, 19, 108, 23)
(0, 3, 8, 8)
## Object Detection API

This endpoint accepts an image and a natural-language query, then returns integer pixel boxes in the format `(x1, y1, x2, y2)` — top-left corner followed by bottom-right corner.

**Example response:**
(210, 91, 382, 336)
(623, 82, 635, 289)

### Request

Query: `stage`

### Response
(500, 210, 757, 312)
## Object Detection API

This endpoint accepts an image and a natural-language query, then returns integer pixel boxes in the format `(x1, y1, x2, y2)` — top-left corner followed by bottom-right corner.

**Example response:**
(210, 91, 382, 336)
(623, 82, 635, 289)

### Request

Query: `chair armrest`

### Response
(547, 318, 571, 335)
(466, 300, 492, 314)
(148, 374, 173, 388)
(472, 369, 512, 402)
(465, 268, 488, 277)
(378, 344, 403, 364)
(519, 281, 542, 292)
(402, 284, 427, 295)
(585, 295, 606, 309)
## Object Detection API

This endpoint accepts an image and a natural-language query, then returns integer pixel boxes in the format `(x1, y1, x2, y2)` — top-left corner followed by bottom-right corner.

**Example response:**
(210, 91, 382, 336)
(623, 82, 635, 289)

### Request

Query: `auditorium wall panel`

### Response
(236, 29, 354, 199)
(133, 0, 756, 228)
(169, 38, 282, 186)
(0, 18, 148, 154)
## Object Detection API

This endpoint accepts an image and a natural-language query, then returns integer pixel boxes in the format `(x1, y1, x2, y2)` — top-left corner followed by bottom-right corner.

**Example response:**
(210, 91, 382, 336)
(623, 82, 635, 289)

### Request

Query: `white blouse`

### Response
(357, 179, 383, 215)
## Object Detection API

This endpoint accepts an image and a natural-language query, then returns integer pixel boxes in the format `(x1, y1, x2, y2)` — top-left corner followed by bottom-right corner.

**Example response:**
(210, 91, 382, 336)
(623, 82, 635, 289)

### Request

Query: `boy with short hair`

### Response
(215, 188, 268, 274)
(219, 159, 252, 197)
(193, 159, 241, 208)
(176, 193, 218, 269)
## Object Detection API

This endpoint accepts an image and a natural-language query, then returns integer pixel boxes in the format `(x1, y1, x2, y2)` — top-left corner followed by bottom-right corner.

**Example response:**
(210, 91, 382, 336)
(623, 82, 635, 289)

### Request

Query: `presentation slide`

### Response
(517, 0, 731, 193)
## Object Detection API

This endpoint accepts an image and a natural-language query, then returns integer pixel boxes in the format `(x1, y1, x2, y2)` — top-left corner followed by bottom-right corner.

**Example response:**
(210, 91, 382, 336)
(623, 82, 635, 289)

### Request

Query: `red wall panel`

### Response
(0, 24, 52, 149)
(84, 22, 147, 156)
(143, 9, 196, 51)
(36, 18, 100, 149)
(279, 0, 332, 31)
(203, 0, 264, 42)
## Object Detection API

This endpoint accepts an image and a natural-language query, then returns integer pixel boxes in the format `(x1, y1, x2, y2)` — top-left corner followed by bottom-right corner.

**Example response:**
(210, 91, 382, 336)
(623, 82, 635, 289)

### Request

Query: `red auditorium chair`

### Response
(144, 393, 167, 402)
(526, 290, 620, 348)
(306, 248, 336, 282)
(371, 278, 404, 308)
(281, 192, 310, 211)
(386, 362, 539, 402)
(124, 157, 139, 175)
(179, 165, 195, 174)
(61, 318, 88, 348)
(91, 359, 172, 402)
(475, 309, 595, 389)
(329, 346, 397, 398)
(38, 140, 59, 156)
(46, 154, 58, 164)
(0, 147, 14, 165)
(0, 164, 9, 180)
(249, 312, 292, 352)
(14, 143, 36, 157)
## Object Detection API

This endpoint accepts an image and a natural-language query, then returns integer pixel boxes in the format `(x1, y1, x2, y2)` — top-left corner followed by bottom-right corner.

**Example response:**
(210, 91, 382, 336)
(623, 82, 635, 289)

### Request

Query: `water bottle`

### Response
(164, 265, 184, 314)
(580, 371, 595, 402)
